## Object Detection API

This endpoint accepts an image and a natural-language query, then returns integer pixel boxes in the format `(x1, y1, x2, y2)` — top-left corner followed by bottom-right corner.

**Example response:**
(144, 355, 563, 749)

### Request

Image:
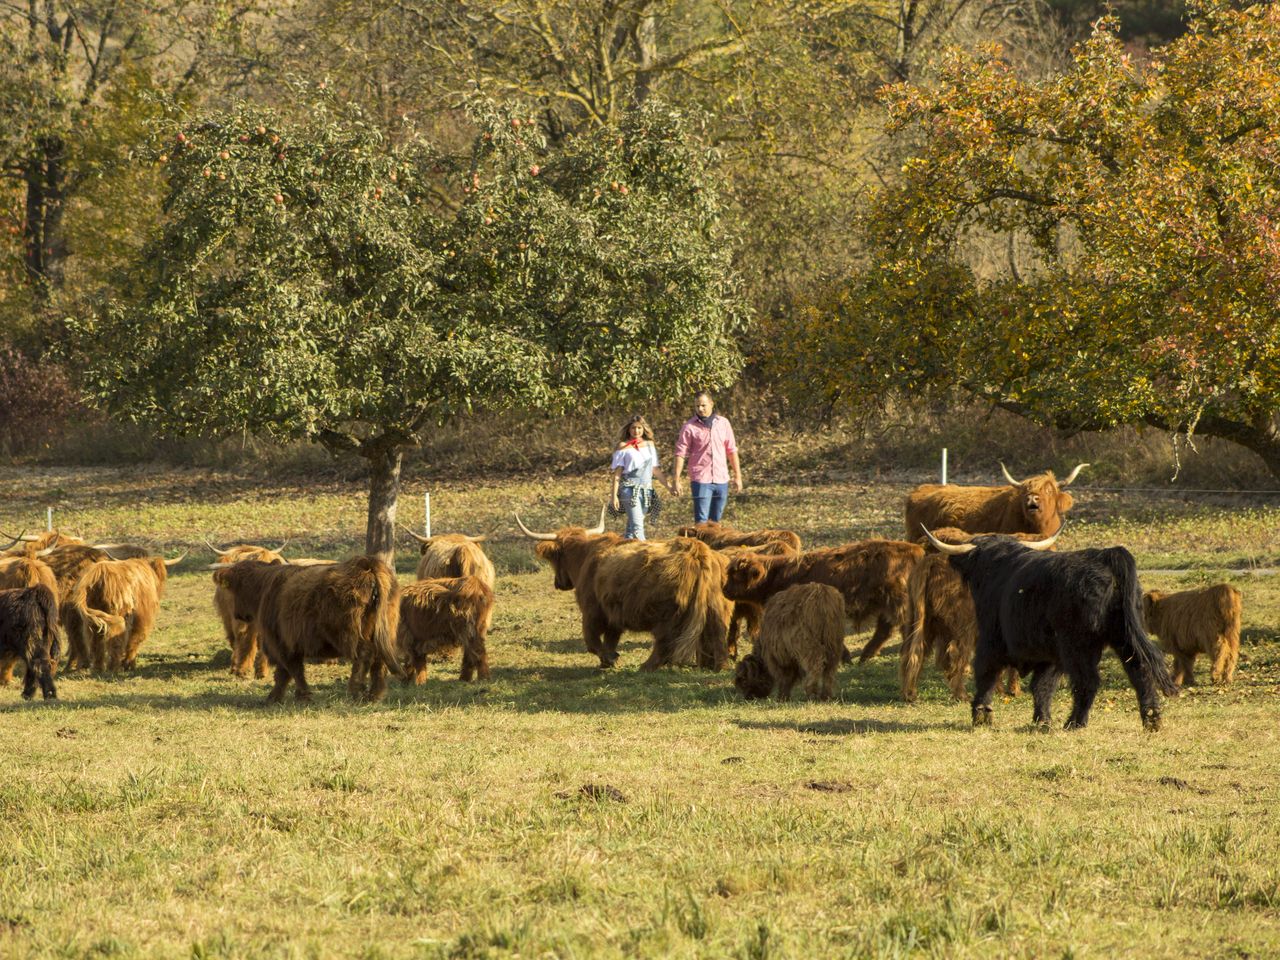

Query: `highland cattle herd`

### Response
(0, 463, 1247, 732)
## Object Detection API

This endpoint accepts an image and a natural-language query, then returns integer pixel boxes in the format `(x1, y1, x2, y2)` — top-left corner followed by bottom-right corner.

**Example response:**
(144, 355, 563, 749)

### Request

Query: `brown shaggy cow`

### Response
(43, 542, 153, 670)
(69, 553, 182, 672)
(904, 463, 1088, 540)
(401, 528, 496, 589)
(716, 541, 800, 659)
(207, 542, 287, 678)
(734, 583, 845, 701)
(724, 539, 924, 665)
(0, 585, 60, 700)
(212, 556, 402, 703)
(0, 552, 59, 685)
(677, 521, 803, 554)
(399, 576, 495, 683)
(517, 509, 731, 671)
(1143, 584, 1243, 686)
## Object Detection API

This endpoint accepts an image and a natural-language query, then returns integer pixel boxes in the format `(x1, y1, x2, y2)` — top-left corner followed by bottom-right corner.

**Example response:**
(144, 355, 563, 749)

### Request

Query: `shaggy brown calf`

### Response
(207, 542, 287, 678)
(402, 528, 496, 589)
(69, 554, 181, 672)
(1143, 584, 1243, 686)
(212, 556, 402, 703)
(399, 576, 495, 683)
(518, 509, 731, 671)
(677, 521, 803, 554)
(0, 585, 60, 700)
(0, 553, 58, 685)
(904, 463, 1088, 539)
(723, 539, 924, 665)
(734, 583, 845, 701)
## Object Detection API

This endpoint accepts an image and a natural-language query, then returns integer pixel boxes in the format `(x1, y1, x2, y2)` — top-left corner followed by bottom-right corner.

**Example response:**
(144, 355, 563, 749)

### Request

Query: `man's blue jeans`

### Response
(690, 481, 729, 523)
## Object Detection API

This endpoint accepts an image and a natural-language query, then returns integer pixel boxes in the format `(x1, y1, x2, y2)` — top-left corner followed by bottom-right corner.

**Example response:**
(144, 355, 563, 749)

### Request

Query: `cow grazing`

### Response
(43, 542, 155, 670)
(677, 521, 803, 554)
(0, 552, 59, 686)
(401, 528, 496, 590)
(399, 576, 495, 683)
(904, 463, 1088, 540)
(0, 585, 60, 700)
(212, 556, 402, 703)
(206, 541, 288, 678)
(723, 539, 924, 665)
(734, 583, 845, 701)
(1143, 584, 1243, 686)
(923, 528, 1178, 730)
(68, 552, 183, 672)
(517, 508, 731, 671)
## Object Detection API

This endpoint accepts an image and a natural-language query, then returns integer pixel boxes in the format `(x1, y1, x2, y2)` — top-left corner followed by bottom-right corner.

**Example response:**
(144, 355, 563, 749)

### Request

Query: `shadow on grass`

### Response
(731, 716, 959, 735)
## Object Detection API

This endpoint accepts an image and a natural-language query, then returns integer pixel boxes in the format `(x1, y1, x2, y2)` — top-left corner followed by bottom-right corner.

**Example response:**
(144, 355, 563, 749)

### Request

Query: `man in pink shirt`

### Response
(672, 391, 744, 523)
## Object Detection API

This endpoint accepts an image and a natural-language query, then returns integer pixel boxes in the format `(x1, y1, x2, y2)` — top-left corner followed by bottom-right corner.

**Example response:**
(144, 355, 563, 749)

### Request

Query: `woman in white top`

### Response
(611, 415, 665, 540)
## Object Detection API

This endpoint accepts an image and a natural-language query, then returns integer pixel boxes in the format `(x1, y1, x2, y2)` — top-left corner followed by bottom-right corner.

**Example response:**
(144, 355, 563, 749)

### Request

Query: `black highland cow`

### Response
(923, 528, 1178, 731)
(0, 584, 60, 700)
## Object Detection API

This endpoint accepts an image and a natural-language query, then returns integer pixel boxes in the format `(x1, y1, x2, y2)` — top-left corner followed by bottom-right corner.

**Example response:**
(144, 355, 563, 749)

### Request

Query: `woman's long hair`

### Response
(618, 415, 656, 444)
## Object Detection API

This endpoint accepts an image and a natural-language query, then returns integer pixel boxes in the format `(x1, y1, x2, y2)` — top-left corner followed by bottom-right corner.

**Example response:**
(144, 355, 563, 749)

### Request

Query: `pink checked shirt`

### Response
(674, 415, 738, 484)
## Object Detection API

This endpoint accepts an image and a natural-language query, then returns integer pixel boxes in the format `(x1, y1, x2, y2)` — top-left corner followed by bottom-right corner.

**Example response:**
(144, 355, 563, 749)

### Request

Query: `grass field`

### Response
(2, 466, 1279, 959)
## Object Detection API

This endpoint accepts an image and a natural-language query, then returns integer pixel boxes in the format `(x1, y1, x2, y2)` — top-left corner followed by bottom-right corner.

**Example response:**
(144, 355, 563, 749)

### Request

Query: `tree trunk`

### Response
(22, 135, 69, 302)
(1189, 410, 1280, 482)
(363, 444, 403, 566)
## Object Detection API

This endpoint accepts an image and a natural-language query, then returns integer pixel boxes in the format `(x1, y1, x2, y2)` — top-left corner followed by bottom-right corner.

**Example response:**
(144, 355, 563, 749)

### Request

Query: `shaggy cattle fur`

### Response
(904, 464, 1087, 540)
(524, 523, 731, 671)
(677, 521, 803, 554)
(69, 556, 174, 672)
(733, 583, 845, 701)
(0, 555, 58, 685)
(399, 576, 495, 683)
(210, 544, 286, 678)
(0, 585, 60, 700)
(716, 541, 802, 659)
(723, 539, 924, 665)
(404, 530, 496, 590)
(929, 532, 1178, 730)
(213, 556, 402, 703)
(1143, 584, 1243, 686)
(43, 543, 153, 670)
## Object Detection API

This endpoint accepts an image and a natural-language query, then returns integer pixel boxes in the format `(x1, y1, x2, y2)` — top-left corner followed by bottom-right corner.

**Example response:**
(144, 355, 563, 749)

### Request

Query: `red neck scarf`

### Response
(622, 437, 644, 451)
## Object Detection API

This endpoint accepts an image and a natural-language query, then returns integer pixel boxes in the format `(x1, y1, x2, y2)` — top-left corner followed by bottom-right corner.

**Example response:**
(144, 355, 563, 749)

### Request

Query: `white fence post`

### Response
(47, 506, 53, 531)
(941, 448, 948, 485)
(424, 491, 431, 538)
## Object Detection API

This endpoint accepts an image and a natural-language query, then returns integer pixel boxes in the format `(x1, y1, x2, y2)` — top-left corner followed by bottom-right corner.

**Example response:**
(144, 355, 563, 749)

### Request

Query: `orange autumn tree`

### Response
(773, 1, 1280, 475)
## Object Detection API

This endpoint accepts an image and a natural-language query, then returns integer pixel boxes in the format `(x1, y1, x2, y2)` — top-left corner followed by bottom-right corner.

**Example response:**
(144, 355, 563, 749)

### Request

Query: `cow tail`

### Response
(1105, 548, 1179, 697)
(1219, 585, 1243, 647)
(670, 550, 713, 667)
(34, 584, 61, 661)
(68, 576, 124, 637)
(367, 562, 405, 678)
(899, 568, 929, 703)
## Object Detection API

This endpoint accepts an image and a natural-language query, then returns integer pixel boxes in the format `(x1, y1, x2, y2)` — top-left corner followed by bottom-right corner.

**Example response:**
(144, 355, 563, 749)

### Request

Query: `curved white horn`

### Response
(0, 530, 27, 551)
(921, 525, 976, 555)
(101, 548, 122, 561)
(1061, 462, 1090, 486)
(272, 539, 290, 554)
(1022, 527, 1063, 551)
(202, 537, 232, 556)
(163, 551, 188, 567)
(515, 514, 557, 541)
(584, 504, 607, 535)
(999, 462, 1022, 486)
(34, 534, 60, 557)
(91, 543, 132, 552)
(398, 523, 431, 544)
(462, 534, 487, 543)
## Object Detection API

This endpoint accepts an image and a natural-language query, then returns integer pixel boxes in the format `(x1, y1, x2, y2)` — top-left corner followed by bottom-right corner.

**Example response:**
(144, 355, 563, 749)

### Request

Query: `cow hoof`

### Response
(1063, 719, 1085, 731)
(1142, 710, 1162, 732)
(971, 708, 993, 727)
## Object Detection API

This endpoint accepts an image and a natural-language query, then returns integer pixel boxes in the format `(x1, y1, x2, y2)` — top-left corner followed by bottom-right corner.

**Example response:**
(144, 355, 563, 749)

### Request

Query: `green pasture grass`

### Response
(1, 468, 1279, 958)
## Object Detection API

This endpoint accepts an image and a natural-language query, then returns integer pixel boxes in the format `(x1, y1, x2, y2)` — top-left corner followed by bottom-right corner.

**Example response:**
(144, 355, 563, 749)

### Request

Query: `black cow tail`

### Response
(1104, 548, 1179, 696)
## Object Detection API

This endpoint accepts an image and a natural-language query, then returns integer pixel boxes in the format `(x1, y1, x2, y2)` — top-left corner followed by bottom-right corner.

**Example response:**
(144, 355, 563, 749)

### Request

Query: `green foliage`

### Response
(70, 88, 746, 449)
(769, 1, 1280, 472)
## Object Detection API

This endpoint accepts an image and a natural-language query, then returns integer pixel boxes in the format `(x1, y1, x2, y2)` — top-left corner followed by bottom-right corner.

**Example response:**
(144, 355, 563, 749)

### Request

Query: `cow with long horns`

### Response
(43, 541, 154, 670)
(211, 556, 403, 703)
(68, 550, 185, 672)
(905, 463, 1088, 540)
(517, 507, 731, 671)
(400, 528, 496, 589)
(922, 527, 1178, 730)
(206, 540, 288, 678)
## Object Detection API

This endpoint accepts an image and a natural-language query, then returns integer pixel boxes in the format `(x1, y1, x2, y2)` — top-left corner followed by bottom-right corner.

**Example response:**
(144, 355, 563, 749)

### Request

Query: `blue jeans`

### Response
(690, 481, 729, 523)
(621, 487, 648, 540)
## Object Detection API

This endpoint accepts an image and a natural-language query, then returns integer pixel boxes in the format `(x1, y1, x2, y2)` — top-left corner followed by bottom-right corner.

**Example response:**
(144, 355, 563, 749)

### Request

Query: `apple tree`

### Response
(767, 1, 1280, 477)
(70, 91, 746, 560)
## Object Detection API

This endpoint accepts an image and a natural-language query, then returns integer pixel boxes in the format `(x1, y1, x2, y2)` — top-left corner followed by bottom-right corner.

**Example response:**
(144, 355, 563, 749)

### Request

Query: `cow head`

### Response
(399, 527, 486, 556)
(724, 556, 770, 600)
(516, 507, 608, 591)
(1141, 590, 1166, 632)
(204, 538, 288, 564)
(211, 560, 277, 622)
(734, 653, 773, 700)
(1000, 462, 1088, 536)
